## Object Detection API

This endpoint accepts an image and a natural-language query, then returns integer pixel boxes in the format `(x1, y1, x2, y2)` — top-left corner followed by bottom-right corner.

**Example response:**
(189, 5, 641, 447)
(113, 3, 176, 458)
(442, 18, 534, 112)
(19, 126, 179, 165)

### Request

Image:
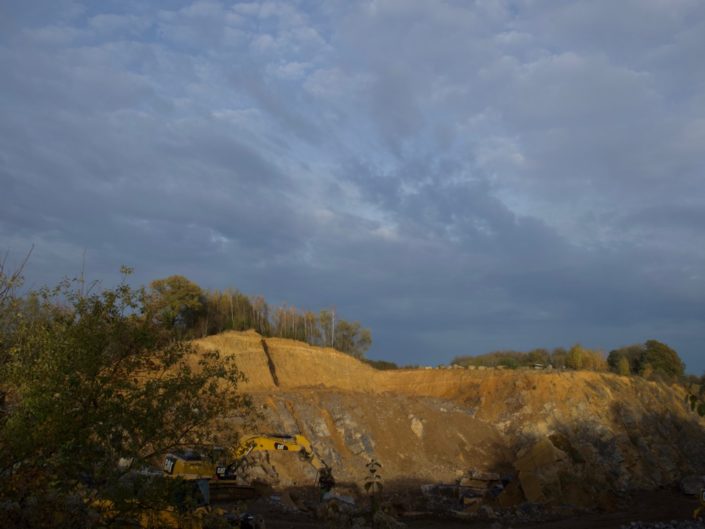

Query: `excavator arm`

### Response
(219, 434, 335, 492)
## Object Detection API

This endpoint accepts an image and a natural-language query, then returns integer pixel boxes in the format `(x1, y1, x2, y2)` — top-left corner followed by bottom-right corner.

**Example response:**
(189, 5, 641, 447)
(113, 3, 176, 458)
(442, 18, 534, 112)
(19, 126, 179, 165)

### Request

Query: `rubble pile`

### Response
(621, 521, 705, 529)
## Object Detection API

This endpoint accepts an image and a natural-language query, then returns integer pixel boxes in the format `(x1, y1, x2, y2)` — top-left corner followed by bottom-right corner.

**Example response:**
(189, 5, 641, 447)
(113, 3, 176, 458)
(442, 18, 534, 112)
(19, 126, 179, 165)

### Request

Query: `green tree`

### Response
(319, 309, 334, 347)
(149, 275, 205, 333)
(608, 340, 684, 379)
(565, 344, 606, 371)
(565, 344, 586, 370)
(527, 348, 550, 366)
(0, 270, 250, 527)
(607, 344, 643, 375)
(616, 355, 631, 376)
(550, 347, 568, 369)
(249, 295, 270, 335)
(641, 339, 684, 378)
(363, 359, 399, 370)
(334, 320, 372, 359)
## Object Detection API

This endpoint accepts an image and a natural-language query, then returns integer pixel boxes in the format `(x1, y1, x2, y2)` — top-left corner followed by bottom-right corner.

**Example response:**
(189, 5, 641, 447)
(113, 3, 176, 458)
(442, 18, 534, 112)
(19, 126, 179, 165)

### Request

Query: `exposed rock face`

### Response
(194, 331, 705, 508)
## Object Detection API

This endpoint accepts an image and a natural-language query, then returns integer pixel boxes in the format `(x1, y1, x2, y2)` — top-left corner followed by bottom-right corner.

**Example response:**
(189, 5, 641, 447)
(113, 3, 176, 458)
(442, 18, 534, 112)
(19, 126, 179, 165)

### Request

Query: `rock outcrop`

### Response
(193, 331, 705, 509)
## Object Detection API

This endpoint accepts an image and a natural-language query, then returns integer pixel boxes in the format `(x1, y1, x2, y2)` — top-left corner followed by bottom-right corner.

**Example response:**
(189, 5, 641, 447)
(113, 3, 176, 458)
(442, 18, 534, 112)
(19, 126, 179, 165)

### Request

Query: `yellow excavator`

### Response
(163, 433, 335, 494)
(694, 488, 705, 520)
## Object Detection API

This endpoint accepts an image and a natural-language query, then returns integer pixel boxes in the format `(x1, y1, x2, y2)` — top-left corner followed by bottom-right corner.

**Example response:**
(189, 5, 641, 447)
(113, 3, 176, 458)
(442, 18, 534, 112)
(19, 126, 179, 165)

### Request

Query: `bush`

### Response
(364, 359, 399, 370)
(0, 270, 251, 527)
(642, 340, 684, 378)
(616, 355, 631, 376)
(607, 340, 684, 379)
(565, 344, 607, 371)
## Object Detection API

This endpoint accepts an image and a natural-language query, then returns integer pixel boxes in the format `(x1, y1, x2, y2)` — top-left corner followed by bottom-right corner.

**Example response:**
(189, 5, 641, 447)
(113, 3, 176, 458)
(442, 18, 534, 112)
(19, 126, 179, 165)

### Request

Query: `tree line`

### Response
(451, 339, 687, 381)
(148, 274, 372, 359)
(452, 344, 607, 371)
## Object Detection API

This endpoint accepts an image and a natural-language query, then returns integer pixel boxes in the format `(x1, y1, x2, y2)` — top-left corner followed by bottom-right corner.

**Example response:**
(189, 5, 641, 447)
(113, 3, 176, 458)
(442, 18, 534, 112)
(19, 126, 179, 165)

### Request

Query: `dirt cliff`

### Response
(194, 331, 705, 508)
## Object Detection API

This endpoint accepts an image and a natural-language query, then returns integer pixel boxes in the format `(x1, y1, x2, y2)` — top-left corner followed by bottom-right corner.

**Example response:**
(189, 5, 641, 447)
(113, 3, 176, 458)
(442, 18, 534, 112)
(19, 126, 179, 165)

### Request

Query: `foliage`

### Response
(451, 350, 527, 368)
(616, 355, 631, 376)
(149, 276, 372, 359)
(0, 270, 250, 528)
(685, 374, 705, 417)
(149, 275, 205, 333)
(451, 345, 606, 371)
(642, 340, 684, 378)
(196, 289, 267, 336)
(607, 344, 643, 374)
(363, 359, 399, 371)
(687, 393, 705, 417)
(334, 320, 372, 359)
(565, 344, 607, 371)
(607, 340, 685, 379)
(319, 309, 334, 347)
(0, 250, 30, 360)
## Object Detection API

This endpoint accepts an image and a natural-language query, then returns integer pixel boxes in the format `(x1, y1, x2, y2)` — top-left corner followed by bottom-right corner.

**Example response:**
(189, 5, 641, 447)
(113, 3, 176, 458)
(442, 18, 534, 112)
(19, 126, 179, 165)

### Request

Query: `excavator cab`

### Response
(164, 450, 217, 480)
(163, 433, 335, 500)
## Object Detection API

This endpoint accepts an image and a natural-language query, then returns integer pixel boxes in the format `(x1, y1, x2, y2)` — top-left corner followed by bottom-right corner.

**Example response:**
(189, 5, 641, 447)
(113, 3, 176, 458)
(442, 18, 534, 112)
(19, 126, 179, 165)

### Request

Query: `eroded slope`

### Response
(194, 331, 705, 506)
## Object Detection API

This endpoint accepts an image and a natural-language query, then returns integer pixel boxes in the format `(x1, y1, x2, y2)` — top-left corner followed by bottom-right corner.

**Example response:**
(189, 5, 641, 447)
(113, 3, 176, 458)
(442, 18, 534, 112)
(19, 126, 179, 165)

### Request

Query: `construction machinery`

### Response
(163, 433, 335, 494)
(694, 488, 705, 520)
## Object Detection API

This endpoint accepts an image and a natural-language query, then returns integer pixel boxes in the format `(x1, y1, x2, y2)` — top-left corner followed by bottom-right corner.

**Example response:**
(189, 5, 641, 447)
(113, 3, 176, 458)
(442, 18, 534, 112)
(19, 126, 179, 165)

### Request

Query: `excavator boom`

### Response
(164, 433, 335, 493)
(221, 433, 334, 492)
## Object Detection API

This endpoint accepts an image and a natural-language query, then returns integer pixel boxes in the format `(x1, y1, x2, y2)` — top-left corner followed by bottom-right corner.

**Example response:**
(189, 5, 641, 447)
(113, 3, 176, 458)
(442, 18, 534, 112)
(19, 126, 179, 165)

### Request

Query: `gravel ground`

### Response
(621, 522, 705, 529)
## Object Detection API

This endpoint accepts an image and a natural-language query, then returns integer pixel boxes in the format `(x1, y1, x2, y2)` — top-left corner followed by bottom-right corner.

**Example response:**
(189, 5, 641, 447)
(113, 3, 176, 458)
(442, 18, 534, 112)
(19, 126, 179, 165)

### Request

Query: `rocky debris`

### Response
(418, 469, 508, 516)
(322, 491, 356, 507)
(458, 469, 504, 504)
(373, 510, 407, 528)
(620, 521, 705, 529)
(263, 492, 300, 513)
(420, 483, 463, 510)
(681, 476, 705, 496)
(512, 437, 571, 504)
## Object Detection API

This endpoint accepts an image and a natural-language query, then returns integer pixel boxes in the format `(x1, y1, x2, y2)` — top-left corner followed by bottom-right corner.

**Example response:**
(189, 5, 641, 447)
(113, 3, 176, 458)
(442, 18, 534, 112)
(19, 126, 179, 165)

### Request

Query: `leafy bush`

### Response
(451, 345, 606, 371)
(607, 340, 684, 379)
(0, 269, 251, 527)
(363, 359, 399, 370)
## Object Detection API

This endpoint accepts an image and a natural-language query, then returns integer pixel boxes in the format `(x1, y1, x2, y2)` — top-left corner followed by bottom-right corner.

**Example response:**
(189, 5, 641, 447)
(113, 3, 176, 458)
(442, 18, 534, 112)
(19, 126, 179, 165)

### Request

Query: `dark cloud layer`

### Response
(1, 1, 704, 372)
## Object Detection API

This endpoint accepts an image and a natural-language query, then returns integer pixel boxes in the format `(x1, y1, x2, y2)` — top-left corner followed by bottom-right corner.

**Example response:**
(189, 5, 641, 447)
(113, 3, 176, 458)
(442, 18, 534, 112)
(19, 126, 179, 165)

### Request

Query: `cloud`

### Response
(1, 0, 704, 373)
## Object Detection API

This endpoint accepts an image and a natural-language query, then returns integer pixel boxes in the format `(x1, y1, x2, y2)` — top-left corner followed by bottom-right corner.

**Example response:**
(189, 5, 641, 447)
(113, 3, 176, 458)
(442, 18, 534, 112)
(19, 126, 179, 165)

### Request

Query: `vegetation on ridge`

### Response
(451, 340, 689, 382)
(148, 274, 372, 359)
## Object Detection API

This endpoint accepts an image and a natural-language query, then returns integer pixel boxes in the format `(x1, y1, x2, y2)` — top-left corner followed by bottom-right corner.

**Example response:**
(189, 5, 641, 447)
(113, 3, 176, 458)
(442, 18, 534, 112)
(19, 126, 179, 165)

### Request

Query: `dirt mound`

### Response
(194, 331, 705, 510)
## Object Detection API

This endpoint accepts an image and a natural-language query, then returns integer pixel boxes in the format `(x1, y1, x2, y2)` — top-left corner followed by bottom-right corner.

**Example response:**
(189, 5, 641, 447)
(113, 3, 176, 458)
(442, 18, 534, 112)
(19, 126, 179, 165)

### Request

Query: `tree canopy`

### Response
(146, 275, 373, 359)
(607, 340, 685, 379)
(451, 345, 607, 371)
(149, 274, 205, 331)
(0, 269, 250, 528)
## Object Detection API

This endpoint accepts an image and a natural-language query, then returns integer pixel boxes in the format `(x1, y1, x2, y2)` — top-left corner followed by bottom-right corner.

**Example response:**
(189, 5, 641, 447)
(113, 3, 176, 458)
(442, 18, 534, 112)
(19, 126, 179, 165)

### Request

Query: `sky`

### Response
(1, 0, 704, 372)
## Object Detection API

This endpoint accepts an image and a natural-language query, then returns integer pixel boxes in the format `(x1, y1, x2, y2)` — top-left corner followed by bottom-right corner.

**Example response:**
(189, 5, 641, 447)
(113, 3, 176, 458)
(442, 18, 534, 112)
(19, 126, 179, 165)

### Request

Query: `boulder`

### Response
(514, 438, 570, 503)
(680, 475, 705, 496)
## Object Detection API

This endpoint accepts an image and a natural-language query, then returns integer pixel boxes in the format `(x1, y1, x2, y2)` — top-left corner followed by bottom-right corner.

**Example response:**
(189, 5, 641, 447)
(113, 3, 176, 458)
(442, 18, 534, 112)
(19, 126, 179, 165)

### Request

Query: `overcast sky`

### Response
(1, 0, 704, 372)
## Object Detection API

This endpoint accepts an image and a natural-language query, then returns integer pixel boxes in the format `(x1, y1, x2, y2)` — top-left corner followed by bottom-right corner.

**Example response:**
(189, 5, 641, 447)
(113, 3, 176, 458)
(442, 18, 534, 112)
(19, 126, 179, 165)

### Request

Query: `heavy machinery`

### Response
(694, 488, 705, 520)
(163, 433, 335, 494)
